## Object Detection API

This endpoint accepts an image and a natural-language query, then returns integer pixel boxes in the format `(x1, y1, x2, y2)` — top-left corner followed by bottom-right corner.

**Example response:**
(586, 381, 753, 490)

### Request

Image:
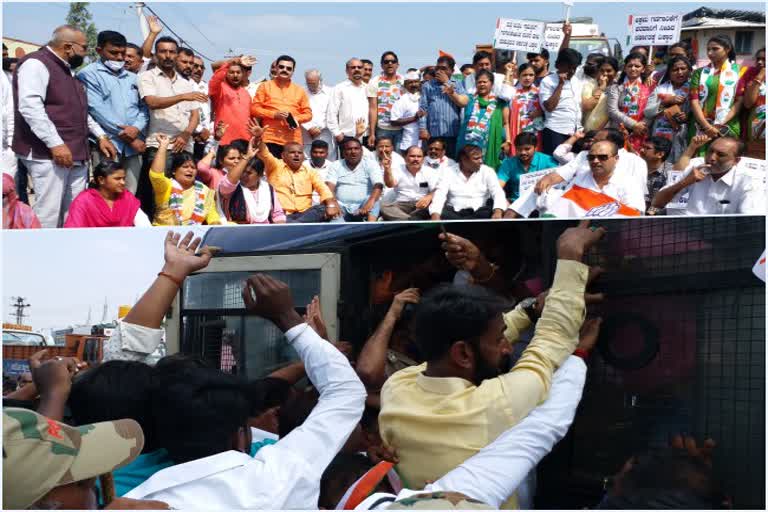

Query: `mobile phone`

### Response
(439, 224, 448, 237)
(717, 125, 731, 137)
(286, 113, 298, 130)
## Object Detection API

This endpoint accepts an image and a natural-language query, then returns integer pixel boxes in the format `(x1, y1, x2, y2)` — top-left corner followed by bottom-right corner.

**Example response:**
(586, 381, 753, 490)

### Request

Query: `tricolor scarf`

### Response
(462, 94, 505, 169)
(510, 84, 544, 135)
(375, 74, 404, 126)
(542, 185, 641, 218)
(619, 76, 651, 151)
(697, 60, 740, 125)
(334, 461, 403, 510)
(652, 81, 691, 140)
(750, 81, 766, 140)
(169, 179, 207, 225)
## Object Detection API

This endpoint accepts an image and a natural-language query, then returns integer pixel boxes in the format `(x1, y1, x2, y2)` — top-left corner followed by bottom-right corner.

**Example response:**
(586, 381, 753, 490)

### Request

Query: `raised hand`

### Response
(239, 55, 257, 67)
(215, 120, 230, 141)
(162, 231, 218, 281)
(155, 133, 170, 147)
(389, 288, 421, 319)
(303, 295, 329, 340)
(577, 317, 603, 352)
(241, 274, 303, 332)
(556, 220, 606, 262)
(439, 231, 484, 272)
(147, 15, 163, 34)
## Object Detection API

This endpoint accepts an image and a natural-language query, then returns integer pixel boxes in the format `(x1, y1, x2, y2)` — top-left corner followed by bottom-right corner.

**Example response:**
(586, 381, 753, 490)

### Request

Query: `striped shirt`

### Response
(418, 79, 467, 137)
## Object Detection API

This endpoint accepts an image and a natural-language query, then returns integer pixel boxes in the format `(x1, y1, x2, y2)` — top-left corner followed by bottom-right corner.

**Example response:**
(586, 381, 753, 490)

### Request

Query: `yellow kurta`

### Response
(379, 260, 588, 508)
(149, 170, 222, 226)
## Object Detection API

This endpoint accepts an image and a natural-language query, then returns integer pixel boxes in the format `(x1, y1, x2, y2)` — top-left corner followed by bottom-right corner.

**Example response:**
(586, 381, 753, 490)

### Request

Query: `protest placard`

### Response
(494, 18, 546, 52)
(753, 250, 766, 282)
(543, 24, 565, 54)
(628, 13, 682, 46)
(519, 168, 566, 197)
(739, 157, 767, 192)
(665, 170, 690, 210)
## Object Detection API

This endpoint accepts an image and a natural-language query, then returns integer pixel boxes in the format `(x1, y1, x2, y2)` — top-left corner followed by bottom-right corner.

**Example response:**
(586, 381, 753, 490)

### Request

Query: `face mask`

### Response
(310, 156, 325, 167)
(2, 58, 14, 71)
(103, 59, 125, 72)
(68, 54, 85, 69)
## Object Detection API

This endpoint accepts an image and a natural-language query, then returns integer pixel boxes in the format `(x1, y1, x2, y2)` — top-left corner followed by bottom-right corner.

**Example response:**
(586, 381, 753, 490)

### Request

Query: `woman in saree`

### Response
(149, 133, 222, 226)
(737, 47, 765, 158)
(607, 52, 652, 152)
(582, 57, 619, 132)
(2, 173, 40, 229)
(644, 56, 693, 163)
(65, 161, 151, 228)
(507, 63, 544, 156)
(456, 70, 509, 170)
(688, 35, 743, 156)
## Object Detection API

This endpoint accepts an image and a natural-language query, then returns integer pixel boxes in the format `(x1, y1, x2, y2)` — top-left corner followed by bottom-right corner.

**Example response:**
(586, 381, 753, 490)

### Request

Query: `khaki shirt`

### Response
(138, 67, 196, 152)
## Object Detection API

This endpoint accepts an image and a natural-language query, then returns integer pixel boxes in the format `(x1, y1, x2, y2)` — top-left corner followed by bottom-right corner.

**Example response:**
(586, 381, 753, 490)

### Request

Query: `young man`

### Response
(418, 55, 469, 158)
(638, 136, 673, 213)
(497, 132, 559, 202)
(305, 139, 334, 205)
(539, 48, 584, 154)
(367, 51, 404, 149)
(208, 55, 256, 144)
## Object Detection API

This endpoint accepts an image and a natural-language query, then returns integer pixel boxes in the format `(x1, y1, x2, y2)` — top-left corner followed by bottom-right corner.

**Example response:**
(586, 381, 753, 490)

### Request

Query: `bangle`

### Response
(157, 271, 183, 287)
(573, 348, 590, 361)
(473, 263, 498, 284)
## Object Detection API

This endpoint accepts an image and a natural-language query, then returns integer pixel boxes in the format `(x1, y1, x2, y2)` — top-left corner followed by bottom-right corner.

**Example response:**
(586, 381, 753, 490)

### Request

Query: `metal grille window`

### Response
(735, 31, 754, 54)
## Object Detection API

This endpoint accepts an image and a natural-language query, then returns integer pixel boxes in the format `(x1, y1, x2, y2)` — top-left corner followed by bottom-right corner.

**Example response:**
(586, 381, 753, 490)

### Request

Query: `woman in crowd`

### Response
(737, 47, 765, 158)
(457, 70, 509, 170)
(507, 63, 544, 156)
(65, 161, 151, 228)
(607, 52, 652, 152)
(2, 173, 40, 229)
(197, 143, 243, 193)
(582, 57, 619, 132)
(644, 56, 693, 163)
(688, 35, 743, 156)
(149, 134, 222, 226)
(219, 139, 286, 224)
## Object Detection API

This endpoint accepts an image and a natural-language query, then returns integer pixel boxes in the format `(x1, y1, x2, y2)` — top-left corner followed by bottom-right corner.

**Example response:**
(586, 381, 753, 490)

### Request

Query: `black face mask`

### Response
(68, 54, 85, 69)
(2, 58, 16, 71)
(310, 156, 325, 167)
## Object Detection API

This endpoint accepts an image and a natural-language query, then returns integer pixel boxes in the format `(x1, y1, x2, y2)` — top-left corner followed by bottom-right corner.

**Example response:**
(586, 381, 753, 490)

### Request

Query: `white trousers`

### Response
(21, 157, 87, 228)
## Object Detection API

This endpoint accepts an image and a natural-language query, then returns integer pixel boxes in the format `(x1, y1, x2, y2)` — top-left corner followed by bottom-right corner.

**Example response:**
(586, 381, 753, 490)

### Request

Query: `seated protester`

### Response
(366, 136, 405, 204)
(3, 172, 41, 229)
(196, 142, 243, 193)
(219, 139, 286, 224)
(326, 137, 385, 222)
(306, 140, 334, 205)
(428, 144, 507, 220)
(423, 137, 458, 172)
(532, 127, 648, 198)
(125, 269, 366, 509)
(3, 407, 163, 510)
(380, 146, 440, 221)
(552, 129, 597, 164)
(250, 123, 342, 223)
(67, 360, 173, 498)
(379, 223, 603, 508)
(497, 132, 559, 203)
(508, 140, 645, 218)
(638, 136, 673, 213)
(149, 133, 222, 225)
(650, 135, 766, 216)
(332, 351, 590, 510)
(597, 435, 726, 509)
(64, 161, 151, 228)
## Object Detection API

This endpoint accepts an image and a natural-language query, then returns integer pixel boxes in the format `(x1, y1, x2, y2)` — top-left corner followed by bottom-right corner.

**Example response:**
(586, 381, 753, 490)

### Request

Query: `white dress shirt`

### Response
(302, 84, 334, 147)
(463, 71, 515, 102)
(423, 156, 458, 173)
(125, 323, 366, 509)
(539, 72, 584, 135)
(1, 69, 13, 149)
(556, 148, 648, 196)
(305, 157, 334, 205)
(358, 356, 587, 510)
(390, 93, 421, 150)
(429, 164, 508, 215)
(663, 157, 766, 216)
(389, 163, 441, 202)
(327, 79, 369, 138)
(15, 49, 105, 161)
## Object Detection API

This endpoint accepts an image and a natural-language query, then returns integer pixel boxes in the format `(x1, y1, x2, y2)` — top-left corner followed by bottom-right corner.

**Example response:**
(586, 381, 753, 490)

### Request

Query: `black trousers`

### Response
(541, 128, 570, 156)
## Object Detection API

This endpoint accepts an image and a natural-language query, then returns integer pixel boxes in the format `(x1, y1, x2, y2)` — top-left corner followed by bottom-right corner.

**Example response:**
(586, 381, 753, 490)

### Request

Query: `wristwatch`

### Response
(646, 206, 660, 216)
(518, 297, 538, 322)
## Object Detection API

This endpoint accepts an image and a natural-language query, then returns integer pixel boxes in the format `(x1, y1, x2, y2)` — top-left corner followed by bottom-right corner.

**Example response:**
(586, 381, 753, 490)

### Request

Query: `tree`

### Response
(65, 2, 98, 62)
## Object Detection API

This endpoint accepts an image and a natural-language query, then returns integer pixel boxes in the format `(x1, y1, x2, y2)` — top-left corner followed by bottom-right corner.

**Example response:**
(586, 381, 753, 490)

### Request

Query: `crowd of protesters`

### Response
(3, 224, 731, 509)
(1, 15, 764, 229)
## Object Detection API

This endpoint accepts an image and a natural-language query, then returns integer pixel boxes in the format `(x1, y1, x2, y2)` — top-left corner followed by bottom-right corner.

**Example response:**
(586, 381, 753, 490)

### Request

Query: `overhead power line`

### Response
(143, 3, 215, 62)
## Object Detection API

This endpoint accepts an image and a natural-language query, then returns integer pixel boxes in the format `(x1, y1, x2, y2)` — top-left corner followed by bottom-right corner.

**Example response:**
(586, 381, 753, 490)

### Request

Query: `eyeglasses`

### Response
(382, 59, 398, 64)
(587, 154, 614, 162)
(277, 64, 294, 71)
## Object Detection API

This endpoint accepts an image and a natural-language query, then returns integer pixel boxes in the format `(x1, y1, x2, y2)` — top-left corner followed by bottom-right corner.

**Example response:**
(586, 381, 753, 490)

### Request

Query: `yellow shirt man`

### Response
(379, 259, 588, 508)
(257, 144, 334, 214)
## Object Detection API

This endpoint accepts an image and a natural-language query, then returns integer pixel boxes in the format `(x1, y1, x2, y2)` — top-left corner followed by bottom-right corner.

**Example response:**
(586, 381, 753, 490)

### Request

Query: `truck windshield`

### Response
(3, 331, 46, 346)
(570, 39, 611, 61)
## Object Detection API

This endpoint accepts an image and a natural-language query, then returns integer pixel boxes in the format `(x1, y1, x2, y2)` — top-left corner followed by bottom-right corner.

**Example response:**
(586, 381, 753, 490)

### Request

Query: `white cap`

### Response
(405, 71, 420, 81)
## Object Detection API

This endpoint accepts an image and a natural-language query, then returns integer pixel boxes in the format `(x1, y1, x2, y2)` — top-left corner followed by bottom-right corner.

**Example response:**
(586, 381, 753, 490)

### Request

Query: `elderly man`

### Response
(429, 144, 506, 220)
(418, 55, 469, 158)
(77, 30, 148, 194)
(390, 71, 425, 154)
(302, 69, 335, 160)
(510, 140, 645, 218)
(367, 51, 404, 149)
(651, 136, 766, 215)
(380, 146, 440, 221)
(12, 25, 116, 228)
(361, 59, 374, 84)
(251, 54, 313, 158)
(328, 58, 370, 145)
(326, 137, 384, 221)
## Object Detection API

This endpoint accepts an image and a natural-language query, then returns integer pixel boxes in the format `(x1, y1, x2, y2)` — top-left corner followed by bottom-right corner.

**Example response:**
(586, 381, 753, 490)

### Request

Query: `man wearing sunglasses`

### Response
(12, 25, 115, 228)
(367, 51, 404, 149)
(251, 54, 312, 158)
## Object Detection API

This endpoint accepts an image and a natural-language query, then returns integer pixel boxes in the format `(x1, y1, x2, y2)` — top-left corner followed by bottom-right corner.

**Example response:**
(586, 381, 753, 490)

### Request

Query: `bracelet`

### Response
(157, 271, 183, 287)
(473, 263, 498, 284)
(573, 348, 590, 361)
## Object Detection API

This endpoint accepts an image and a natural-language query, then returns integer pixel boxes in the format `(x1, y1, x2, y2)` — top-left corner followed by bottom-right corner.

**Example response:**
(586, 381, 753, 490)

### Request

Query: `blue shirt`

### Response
(106, 449, 174, 498)
(498, 152, 559, 201)
(326, 158, 384, 209)
(418, 78, 467, 137)
(77, 61, 149, 156)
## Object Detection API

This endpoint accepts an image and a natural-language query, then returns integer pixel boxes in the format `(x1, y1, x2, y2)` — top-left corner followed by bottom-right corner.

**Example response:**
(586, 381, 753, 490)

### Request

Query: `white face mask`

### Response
(103, 60, 125, 72)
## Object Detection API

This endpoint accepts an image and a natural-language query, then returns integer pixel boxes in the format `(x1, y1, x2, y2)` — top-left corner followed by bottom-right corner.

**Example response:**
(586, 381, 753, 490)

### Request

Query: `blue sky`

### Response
(2, 1, 764, 85)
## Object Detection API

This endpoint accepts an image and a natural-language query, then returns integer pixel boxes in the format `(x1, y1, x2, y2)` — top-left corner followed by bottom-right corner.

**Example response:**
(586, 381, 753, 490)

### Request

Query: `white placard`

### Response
(543, 24, 565, 54)
(754, 250, 766, 282)
(739, 157, 767, 192)
(629, 13, 682, 47)
(518, 168, 567, 197)
(494, 18, 546, 52)
(665, 170, 690, 210)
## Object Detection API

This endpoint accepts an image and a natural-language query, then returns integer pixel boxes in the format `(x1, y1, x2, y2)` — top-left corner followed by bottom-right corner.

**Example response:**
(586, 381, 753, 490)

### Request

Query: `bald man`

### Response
(12, 25, 116, 228)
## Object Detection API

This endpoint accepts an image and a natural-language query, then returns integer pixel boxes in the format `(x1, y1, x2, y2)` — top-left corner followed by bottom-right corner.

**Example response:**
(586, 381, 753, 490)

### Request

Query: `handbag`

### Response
(662, 104, 683, 130)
